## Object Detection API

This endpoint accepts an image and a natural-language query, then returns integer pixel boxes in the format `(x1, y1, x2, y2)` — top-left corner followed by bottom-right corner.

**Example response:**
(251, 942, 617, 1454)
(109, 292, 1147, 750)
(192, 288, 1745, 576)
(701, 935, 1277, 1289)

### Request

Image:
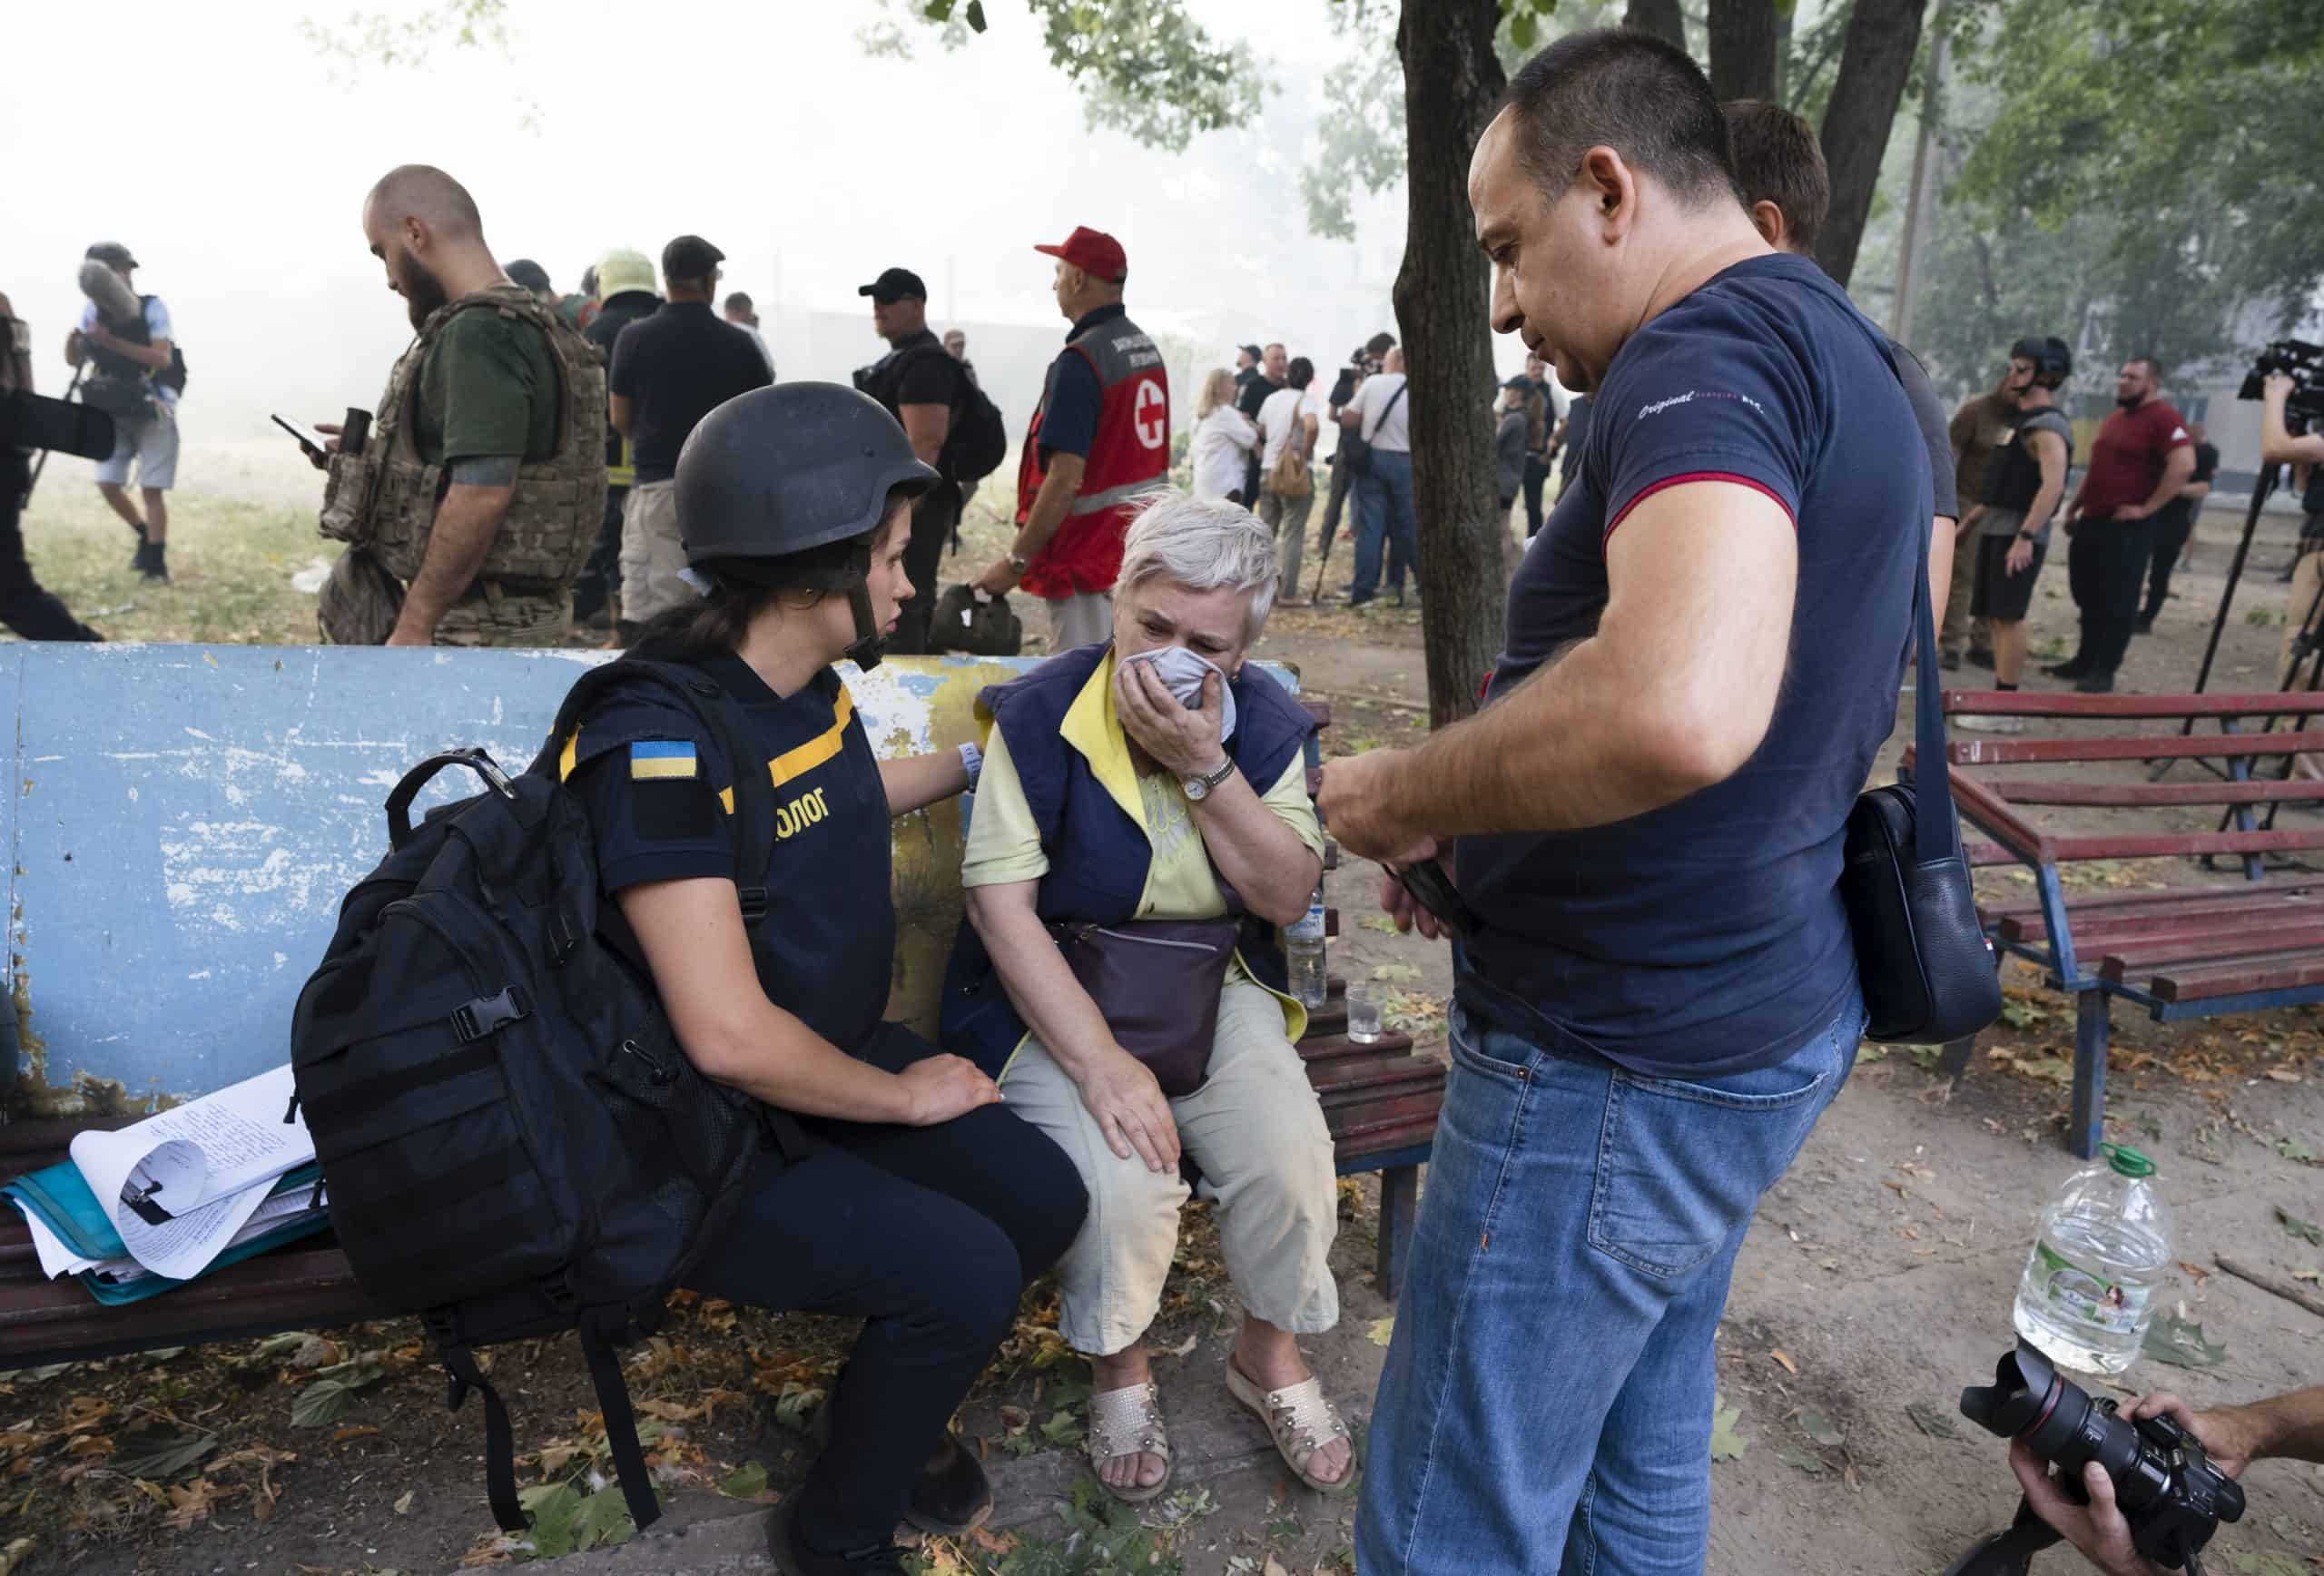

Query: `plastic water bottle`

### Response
(2012, 1143, 2173, 1375)
(1286, 880, 1328, 1010)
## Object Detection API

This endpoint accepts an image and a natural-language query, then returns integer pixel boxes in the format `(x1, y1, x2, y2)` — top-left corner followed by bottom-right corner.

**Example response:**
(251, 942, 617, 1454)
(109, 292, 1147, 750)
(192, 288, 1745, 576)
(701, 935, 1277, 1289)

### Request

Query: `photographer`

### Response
(2014, 1386, 2323, 1575)
(0, 290, 102, 640)
(64, 242, 180, 582)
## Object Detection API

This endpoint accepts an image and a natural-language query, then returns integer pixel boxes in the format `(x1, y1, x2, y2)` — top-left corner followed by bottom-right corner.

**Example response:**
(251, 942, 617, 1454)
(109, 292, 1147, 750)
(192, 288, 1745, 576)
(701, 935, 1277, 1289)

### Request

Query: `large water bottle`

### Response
(1285, 878, 1328, 1010)
(2012, 1143, 2172, 1375)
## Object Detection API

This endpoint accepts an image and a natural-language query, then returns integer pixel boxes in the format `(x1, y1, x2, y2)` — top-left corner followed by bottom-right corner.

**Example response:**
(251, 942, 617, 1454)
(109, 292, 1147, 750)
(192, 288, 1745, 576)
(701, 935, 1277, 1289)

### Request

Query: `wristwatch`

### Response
(1007, 550, 1031, 575)
(2017, 530, 2038, 541)
(1181, 758, 1236, 803)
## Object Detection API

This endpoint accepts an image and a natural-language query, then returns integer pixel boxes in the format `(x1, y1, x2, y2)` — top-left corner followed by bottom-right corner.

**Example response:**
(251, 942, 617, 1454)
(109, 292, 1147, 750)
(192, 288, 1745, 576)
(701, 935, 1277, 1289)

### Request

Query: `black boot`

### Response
(2074, 670, 2116, 694)
(2043, 657, 2088, 679)
(136, 541, 170, 583)
(764, 1491, 906, 1576)
(904, 1433, 992, 1535)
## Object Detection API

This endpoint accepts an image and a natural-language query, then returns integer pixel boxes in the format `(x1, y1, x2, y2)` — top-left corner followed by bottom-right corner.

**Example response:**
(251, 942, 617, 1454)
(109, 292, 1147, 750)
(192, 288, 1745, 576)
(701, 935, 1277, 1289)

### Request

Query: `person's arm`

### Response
(877, 749, 970, 815)
(609, 393, 635, 438)
(1298, 410, 1319, 458)
(2261, 375, 2324, 465)
(617, 876, 997, 1124)
(82, 327, 172, 374)
(2006, 428, 2070, 576)
(974, 452, 1087, 594)
(388, 470, 517, 645)
(1113, 661, 1320, 925)
(960, 879, 1181, 1172)
(898, 403, 950, 467)
(2117, 442, 2195, 521)
(1228, 409, 1259, 452)
(1317, 480, 1796, 862)
(1926, 517, 1955, 631)
(63, 327, 85, 369)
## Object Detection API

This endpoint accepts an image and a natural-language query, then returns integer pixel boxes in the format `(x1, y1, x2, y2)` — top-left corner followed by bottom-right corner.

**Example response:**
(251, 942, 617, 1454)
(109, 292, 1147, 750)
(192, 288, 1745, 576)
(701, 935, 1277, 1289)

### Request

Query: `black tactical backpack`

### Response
(943, 376, 1008, 487)
(290, 660, 790, 1535)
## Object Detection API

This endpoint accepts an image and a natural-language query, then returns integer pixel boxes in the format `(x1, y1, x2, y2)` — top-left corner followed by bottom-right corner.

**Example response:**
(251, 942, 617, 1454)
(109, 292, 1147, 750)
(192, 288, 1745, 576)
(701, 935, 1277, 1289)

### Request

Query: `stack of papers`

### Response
(5, 1065, 333, 1305)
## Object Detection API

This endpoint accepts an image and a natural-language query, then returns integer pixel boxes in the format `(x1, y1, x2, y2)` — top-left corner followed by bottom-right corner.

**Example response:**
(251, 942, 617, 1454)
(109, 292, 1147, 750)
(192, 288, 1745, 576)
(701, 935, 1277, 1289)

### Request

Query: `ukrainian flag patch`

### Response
(629, 740, 699, 781)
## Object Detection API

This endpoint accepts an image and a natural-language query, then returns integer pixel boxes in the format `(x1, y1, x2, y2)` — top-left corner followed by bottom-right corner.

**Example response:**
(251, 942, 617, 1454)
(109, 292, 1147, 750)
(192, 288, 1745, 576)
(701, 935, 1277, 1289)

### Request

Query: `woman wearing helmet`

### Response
(553, 383, 1088, 1574)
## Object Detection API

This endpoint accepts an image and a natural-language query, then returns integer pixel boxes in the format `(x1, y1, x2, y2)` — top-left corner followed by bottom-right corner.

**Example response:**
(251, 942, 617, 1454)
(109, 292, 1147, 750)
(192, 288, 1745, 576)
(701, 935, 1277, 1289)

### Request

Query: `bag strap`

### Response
(534, 660, 780, 922)
(580, 1318, 663, 1532)
(442, 1342, 526, 1533)
(1364, 379, 1407, 444)
(1844, 319, 1961, 868)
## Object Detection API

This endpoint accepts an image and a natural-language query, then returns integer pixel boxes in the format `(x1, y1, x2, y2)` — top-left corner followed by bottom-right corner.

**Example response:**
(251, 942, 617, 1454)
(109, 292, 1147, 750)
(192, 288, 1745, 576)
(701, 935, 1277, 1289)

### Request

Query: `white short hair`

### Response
(1116, 489, 1278, 635)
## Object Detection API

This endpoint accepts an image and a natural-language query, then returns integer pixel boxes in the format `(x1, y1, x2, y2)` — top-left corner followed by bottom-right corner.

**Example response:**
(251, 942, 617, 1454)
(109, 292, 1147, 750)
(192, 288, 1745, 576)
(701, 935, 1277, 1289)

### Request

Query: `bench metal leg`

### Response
(1375, 1164, 1420, 1300)
(2068, 990, 2109, 1159)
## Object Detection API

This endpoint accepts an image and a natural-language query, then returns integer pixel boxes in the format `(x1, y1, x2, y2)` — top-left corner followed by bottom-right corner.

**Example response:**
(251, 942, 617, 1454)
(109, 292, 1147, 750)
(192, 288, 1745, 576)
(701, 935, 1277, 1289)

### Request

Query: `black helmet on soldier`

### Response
(673, 383, 937, 669)
(2010, 335, 2073, 390)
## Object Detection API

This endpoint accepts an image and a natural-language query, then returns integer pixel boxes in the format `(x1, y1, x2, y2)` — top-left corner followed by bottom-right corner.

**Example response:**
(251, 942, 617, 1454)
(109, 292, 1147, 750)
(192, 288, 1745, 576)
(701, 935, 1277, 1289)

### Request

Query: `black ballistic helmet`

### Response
(2010, 335, 2073, 389)
(674, 384, 938, 668)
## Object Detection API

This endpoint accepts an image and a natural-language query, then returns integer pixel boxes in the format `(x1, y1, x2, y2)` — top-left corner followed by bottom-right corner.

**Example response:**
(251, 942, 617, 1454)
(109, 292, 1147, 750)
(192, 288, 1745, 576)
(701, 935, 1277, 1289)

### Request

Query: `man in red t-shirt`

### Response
(2049, 356, 2195, 692)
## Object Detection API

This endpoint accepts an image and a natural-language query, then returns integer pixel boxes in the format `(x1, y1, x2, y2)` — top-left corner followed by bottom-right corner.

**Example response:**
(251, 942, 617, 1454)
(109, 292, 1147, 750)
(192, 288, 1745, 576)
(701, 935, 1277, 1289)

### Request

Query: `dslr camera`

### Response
(2238, 339, 2324, 426)
(3, 389, 116, 463)
(1946, 1341, 2244, 1576)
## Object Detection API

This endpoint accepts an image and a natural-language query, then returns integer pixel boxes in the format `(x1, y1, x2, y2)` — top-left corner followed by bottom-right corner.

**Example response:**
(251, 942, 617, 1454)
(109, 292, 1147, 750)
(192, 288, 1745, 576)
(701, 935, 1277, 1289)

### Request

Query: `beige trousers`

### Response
(1258, 486, 1316, 601)
(620, 480, 696, 624)
(999, 980, 1341, 1356)
(1046, 591, 1114, 653)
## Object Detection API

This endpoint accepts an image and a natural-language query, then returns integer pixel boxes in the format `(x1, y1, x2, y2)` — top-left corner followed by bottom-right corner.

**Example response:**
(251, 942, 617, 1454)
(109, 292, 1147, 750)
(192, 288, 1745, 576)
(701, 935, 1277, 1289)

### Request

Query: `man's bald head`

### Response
(364, 164, 483, 242)
(361, 164, 500, 330)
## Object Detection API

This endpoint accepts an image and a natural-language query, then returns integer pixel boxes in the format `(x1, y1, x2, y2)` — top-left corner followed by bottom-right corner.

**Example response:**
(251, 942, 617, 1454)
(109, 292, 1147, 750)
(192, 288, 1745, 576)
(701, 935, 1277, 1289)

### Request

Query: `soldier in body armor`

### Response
(311, 164, 606, 647)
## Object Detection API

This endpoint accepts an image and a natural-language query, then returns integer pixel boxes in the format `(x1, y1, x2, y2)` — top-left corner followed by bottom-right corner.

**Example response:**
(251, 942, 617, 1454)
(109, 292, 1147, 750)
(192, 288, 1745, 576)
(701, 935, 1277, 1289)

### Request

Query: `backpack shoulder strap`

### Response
(536, 660, 780, 923)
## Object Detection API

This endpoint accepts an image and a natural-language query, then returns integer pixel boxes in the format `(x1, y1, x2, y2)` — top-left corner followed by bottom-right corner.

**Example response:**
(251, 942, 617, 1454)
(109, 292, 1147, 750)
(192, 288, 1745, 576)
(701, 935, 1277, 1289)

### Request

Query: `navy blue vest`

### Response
(939, 643, 1316, 1077)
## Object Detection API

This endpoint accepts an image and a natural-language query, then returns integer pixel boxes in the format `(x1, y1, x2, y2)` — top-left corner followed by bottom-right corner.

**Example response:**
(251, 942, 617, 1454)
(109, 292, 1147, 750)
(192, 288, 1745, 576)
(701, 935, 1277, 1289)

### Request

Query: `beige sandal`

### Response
(1226, 1359, 1358, 1497)
(1087, 1379, 1174, 1504)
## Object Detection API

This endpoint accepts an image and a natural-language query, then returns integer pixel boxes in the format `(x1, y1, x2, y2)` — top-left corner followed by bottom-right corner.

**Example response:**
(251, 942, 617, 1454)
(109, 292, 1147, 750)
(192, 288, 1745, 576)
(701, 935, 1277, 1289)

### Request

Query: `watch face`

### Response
(1182, 776, 1208, 802)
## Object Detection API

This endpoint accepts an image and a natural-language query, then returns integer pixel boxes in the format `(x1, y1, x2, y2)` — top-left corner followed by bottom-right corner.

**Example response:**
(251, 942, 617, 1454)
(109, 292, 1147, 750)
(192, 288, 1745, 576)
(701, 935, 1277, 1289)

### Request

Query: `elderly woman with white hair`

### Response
(940, 491, 1352, 1504)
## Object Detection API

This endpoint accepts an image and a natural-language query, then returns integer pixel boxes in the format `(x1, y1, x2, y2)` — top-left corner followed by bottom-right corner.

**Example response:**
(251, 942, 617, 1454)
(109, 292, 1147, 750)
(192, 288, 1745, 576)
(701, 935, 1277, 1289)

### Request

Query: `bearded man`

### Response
(310, 163, 604, 646)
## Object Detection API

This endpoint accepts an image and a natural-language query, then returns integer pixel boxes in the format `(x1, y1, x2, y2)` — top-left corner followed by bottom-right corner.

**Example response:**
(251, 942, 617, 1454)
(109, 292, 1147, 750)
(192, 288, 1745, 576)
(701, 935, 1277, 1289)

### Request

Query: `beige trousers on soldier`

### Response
(998, 980, 1341, 1356)
(1045, 591, 1114, 654)
(621, 479, 696, 625)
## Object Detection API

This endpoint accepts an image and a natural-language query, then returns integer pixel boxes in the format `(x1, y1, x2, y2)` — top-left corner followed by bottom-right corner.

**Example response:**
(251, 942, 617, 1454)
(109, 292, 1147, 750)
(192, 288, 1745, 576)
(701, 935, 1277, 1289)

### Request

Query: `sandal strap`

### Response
(1088, 1380, 1169, 1464)
(1256, 1375, 1347, 1460)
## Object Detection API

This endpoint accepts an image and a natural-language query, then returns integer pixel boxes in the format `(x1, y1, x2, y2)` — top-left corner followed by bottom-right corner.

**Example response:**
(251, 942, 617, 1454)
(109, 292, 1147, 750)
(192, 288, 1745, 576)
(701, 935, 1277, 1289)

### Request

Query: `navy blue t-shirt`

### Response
(1455, 252, 1927, 1078)
(568, 655, 895, 1054)
(608, 302, 773, 482)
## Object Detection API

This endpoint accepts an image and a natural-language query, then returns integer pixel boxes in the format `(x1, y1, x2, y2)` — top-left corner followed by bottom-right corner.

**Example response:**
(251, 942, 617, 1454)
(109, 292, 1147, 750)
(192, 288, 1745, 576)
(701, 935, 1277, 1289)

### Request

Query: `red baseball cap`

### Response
(1033, 226, 1128, 283)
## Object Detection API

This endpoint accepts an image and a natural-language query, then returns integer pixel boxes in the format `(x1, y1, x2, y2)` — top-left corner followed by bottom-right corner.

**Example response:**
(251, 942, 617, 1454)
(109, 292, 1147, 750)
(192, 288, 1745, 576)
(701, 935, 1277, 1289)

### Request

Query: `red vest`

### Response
(1016, 309, 1170, 599)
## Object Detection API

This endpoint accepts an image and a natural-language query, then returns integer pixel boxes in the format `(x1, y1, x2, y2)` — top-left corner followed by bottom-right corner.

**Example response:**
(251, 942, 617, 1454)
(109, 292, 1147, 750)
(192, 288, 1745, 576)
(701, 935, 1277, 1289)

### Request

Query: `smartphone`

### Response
(271, 413, 328, 463)
(1393, 857, 1482, 939)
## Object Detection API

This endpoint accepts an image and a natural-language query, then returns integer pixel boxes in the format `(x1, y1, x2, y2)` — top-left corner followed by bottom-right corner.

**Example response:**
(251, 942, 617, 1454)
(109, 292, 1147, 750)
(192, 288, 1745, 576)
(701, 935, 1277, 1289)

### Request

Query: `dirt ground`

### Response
(5, 459, 2323, 1575)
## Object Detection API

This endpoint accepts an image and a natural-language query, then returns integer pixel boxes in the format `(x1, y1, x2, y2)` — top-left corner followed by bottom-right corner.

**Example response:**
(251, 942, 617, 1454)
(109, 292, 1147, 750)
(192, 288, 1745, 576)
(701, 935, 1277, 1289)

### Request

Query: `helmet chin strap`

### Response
(842, 582, 885, 672)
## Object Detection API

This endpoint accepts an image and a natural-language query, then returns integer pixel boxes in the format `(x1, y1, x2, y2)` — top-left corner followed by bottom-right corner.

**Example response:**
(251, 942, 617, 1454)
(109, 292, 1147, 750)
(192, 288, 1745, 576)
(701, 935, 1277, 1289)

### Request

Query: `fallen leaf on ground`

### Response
(1359, 916, 1400, 934)
(1905, 1402, 1958, 1440)
(0, 1538, 34, 1576)
(1777, 1445, 1827, 1476)
(1367, 1317, 1395, 1348)
(110, 1423, 218, 1482)
(1798, 1410, 1845, 1448)
(2264, 1069, 2302, 1083)
(393, 1489, 414, 1515)
(2278, 1207, 2324, 1246)
(1770, 1350, 1797, 1375)
(721, 1462, 769, 1500)
(2142, 1313, 2228, 1370)
(1709, 1395, 1748, 1463)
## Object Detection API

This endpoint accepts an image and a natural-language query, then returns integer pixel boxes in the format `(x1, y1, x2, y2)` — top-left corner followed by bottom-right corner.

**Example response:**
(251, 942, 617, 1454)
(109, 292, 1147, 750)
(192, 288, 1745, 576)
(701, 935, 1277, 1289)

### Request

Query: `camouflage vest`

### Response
(319, 284, 606, 587)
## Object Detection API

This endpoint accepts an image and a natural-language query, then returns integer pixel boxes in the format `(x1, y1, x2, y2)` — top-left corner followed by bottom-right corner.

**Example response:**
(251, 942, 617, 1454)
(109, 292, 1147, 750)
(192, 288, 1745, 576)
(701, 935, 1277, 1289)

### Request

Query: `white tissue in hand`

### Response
(1124, 645, 1236, 743)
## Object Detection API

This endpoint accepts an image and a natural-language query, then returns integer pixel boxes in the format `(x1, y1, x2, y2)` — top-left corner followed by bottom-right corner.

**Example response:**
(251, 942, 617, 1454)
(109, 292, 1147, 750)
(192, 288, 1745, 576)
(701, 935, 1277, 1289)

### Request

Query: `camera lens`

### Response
(1960, 1343, 2053, 1437)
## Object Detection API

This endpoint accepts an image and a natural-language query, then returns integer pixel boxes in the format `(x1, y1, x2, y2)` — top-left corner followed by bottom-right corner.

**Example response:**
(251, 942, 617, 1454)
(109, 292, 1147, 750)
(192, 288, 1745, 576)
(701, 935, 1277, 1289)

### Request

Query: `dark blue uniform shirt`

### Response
(573, 655, 895, 1054)
(607, 302, 772, 483)
(1455, 252, 1926, 1078)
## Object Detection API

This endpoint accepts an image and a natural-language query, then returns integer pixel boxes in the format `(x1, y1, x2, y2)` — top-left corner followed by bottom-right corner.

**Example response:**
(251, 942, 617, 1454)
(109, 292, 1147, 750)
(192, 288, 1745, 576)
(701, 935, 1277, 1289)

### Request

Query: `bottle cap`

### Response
(2101, 1142, 2156, 1178)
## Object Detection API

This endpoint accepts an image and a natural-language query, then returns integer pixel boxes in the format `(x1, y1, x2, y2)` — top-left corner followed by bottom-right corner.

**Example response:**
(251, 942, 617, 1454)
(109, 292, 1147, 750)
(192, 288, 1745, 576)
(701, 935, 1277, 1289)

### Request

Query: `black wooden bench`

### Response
(2, 666, 1442, 1374)
(1919, 688, 2324, 1157)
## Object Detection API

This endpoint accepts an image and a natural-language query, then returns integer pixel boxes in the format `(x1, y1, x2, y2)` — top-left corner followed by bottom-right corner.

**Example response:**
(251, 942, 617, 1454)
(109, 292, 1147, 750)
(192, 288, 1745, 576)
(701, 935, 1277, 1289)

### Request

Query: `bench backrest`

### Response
(0, 645, 1304, 1120)
(1932, 689, 2324, 869)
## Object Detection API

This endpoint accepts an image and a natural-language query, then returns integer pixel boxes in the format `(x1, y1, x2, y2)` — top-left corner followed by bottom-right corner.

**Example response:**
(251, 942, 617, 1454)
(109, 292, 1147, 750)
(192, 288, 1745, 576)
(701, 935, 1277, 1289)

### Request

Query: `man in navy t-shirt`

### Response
(1323, 31, 1925, 1576)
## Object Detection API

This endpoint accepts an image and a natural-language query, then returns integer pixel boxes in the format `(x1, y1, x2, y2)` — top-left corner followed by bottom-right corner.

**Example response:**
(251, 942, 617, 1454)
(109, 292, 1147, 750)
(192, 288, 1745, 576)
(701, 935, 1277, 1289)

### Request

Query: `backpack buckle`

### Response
(736, 886, 769, 924)
(451, 986, 529, 1043)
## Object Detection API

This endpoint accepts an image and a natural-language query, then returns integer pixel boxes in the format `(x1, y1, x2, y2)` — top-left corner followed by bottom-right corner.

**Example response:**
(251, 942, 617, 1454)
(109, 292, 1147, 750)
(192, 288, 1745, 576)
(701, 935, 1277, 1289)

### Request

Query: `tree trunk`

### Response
(1395, 0, 1507, 727)
(1814, 0, 1928, 288)
(1621, 0, 1687, 49)
(1708, 0, 1779, 102)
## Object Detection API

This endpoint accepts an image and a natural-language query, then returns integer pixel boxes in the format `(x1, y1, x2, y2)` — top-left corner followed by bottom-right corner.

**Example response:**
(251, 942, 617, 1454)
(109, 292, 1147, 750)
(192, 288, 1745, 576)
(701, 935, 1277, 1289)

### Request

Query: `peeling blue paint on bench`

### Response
(3, 645, 1302, 1116)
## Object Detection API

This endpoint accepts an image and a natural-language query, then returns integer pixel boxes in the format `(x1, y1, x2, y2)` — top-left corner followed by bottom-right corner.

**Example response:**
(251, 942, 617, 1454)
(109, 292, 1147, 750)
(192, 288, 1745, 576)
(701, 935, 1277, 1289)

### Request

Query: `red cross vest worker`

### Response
(973, 226, 1169, 653)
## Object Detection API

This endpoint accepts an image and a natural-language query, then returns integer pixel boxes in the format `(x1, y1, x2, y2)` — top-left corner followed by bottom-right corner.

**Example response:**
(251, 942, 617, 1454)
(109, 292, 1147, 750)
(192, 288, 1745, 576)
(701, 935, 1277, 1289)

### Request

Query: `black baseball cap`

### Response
(86, 241, 138, 269)
(662, 234, 725, 281)
(1502, 375, 1531, 391)
(1238, 342, 1263, 360)
(858, 267, 928, 304)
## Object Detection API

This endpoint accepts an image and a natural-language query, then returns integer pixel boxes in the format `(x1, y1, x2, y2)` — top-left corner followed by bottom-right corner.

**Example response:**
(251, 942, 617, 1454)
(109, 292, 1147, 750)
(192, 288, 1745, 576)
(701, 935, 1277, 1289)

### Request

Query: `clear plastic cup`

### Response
(1346, 981, 1384, 1044)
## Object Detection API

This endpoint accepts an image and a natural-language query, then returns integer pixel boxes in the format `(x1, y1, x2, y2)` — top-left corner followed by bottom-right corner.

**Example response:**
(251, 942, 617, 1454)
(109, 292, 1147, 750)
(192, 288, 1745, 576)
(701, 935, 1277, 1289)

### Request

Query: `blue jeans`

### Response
(1356, 983, 1864, 1576)
(1352, 449, 1419, 602)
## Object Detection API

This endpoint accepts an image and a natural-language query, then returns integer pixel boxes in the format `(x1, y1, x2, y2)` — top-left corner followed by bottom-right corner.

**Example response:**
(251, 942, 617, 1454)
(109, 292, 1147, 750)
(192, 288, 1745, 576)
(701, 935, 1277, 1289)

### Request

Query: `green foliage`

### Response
(301, 0, 512, 74)
(1928, 0, 2324, 386)
(881, 0, 1269, 153)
